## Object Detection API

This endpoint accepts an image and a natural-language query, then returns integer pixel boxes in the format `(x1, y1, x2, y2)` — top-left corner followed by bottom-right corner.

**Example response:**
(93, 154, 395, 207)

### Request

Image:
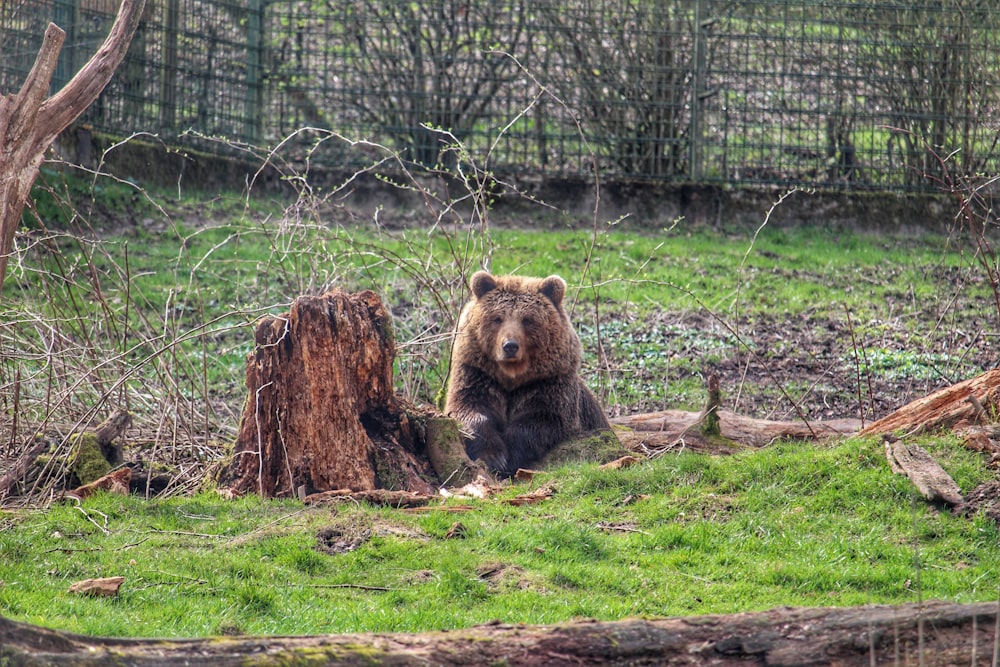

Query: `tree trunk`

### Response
(219, 289, 441, 498)
(0, 600, 996, 666)
(0, 0, 146, 294)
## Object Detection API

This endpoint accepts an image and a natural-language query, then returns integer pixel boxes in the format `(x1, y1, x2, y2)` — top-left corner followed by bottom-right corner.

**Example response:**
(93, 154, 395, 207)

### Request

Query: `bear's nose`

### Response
(502, 340, 520, 358)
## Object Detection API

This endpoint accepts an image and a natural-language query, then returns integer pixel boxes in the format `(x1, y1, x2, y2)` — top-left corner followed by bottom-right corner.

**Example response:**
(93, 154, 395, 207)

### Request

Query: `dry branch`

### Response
(0, 600, 996, 666)
(303, 488, 434, 508)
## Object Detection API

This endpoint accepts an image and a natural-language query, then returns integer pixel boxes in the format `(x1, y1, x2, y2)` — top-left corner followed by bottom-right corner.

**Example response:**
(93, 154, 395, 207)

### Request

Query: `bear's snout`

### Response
(501, 339, 520, 358)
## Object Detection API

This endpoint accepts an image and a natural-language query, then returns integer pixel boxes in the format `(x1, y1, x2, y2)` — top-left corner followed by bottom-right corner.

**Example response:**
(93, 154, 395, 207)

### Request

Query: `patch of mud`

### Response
(961, 480, 1000, 526)
(315, 526, 372, 555)
(315, 517, 429, 556)
(590, 304, 1000, 425)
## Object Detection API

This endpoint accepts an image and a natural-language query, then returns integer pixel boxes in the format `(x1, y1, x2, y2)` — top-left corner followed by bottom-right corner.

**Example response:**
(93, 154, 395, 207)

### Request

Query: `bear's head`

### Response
(457, 271, 581, 386)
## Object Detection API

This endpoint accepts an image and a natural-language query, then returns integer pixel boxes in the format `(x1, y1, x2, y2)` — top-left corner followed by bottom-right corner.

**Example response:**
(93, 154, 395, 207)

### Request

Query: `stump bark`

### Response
(220, 289, 439, 498)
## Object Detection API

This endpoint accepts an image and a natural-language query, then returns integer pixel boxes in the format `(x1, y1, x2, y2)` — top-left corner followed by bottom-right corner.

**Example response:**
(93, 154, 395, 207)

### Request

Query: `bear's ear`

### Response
(539, 275, 566, 307)
(470, 271, 497, 299)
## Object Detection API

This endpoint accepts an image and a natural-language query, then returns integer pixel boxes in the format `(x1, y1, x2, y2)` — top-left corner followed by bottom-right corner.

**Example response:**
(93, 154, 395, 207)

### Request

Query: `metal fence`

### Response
(2, 0, 999, 191)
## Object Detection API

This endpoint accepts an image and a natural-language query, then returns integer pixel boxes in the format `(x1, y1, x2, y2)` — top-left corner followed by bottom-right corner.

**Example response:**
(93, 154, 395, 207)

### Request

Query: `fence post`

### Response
(689, 0, 709, 181)
(51, 0, 80, 92)
(245, 0, 264, 144)
(159, 0, 178, 131)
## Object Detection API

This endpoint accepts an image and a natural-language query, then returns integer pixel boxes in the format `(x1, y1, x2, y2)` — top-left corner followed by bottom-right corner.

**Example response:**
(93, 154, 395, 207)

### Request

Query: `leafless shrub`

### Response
(539, 1, 696, 178)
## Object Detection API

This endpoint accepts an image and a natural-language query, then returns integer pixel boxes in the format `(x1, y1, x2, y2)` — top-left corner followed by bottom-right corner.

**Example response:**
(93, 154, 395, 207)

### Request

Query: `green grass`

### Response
(0, 436, 996, 638)
(2, 171, 999, 638)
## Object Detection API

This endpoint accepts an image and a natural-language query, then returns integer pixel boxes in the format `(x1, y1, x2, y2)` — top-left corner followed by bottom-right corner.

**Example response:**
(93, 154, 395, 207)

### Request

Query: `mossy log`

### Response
(0, 601, 996, 666)
(0, 410, 131, 500)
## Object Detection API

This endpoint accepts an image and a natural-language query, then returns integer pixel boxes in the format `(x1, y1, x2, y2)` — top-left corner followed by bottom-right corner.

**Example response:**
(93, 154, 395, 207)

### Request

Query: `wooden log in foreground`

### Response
(0, 600, 996, 666)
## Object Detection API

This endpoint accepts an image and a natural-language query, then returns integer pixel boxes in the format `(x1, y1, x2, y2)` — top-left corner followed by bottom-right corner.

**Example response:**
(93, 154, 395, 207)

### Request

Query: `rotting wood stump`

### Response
(219, 289, 448, 498)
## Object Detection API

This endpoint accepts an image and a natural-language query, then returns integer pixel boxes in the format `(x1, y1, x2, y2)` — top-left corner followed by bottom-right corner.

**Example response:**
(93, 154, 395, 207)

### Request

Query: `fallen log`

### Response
(0, 409, 132, 500)
(302, 488, 434, 508)
(860, 368, 1000, 437)
(0, 600, 995, 666)
(612, 409, 862, 455)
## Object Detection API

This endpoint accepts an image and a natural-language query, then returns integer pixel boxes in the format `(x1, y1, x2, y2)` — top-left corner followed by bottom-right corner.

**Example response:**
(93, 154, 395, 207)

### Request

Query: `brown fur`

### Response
(444, 271, 610, 475)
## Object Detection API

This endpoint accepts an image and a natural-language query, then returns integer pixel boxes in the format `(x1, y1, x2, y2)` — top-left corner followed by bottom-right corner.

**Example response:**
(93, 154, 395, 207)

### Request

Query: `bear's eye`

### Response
(491, 315, 503, 325)
(522, 316, 535, 327)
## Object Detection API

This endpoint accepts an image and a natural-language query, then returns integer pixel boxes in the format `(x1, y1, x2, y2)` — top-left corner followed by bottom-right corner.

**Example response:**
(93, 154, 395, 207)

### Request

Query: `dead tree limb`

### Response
(0, 0, 146, 293)
(0, 600, 995, 666)
(861, 369, 1000, 437)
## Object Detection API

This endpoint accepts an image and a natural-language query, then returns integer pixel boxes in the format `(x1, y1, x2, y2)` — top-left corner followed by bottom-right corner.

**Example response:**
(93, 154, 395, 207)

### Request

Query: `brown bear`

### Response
(444, 271, 611, 476)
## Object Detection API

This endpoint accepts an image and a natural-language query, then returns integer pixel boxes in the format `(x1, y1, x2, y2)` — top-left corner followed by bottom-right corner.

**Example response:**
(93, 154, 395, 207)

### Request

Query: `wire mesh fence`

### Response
(2, 0, 998, 191)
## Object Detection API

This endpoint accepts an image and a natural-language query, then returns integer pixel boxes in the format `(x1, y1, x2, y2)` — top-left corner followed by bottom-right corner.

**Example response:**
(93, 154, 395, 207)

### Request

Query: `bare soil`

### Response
(599, 305, 998, 425)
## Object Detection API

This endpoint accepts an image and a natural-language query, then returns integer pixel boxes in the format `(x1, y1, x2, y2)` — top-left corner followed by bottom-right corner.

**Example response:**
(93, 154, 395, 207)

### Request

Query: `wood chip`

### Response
(505, 484, 555, 506)
(68, 577, 125, 597)
(600, 455, 642, 470)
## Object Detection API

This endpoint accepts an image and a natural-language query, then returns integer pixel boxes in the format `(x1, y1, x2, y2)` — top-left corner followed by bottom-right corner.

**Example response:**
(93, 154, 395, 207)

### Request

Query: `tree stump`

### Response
(219, 289, 440, 498)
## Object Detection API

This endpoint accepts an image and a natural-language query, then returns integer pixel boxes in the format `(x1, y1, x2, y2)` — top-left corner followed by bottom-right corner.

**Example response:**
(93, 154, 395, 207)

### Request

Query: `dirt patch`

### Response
(592, 303, 1000, 426)
(961, 480, 1000, 526)
(315, 526, 372, 555)
(476, 562, 539, 592)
